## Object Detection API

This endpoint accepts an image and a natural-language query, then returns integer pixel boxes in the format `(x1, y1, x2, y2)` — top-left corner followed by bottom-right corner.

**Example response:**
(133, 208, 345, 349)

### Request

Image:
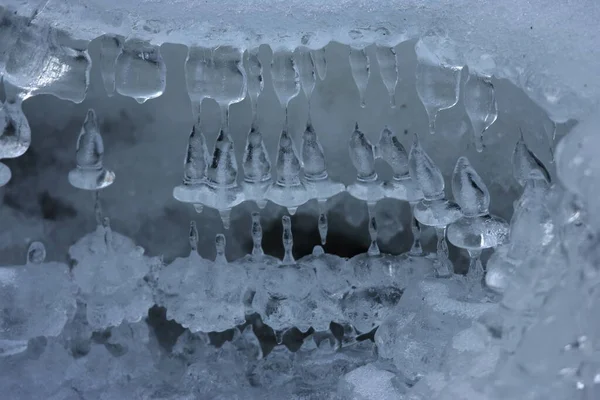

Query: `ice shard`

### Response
(375, 46, 398, 108)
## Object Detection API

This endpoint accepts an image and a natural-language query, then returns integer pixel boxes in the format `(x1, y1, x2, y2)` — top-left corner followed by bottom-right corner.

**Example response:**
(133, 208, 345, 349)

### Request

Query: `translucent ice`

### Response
(301, 120, 344, 243)
(311, 47, 327, 81)
(295, 47, 316, 99)
(410, 137, 461, 277)
(415, 40, 461, 135)
(244, 48, 263, 115)
(375, 46, 398, 108)
(463, 71, 498, 152)
(4, 24, 91, 102)
(68, 109, 115, 191)
(451, 156, 490, 217)
(347, 123, 385, 206)
(271, 49, 300, 108)
(115, 39, 166, 103)
(349, 47, 370, 108)
(242, 123, 272, 208)
(98, 35, 123, 97)
(408, 134, 445, 201)
(265, 129, 309, 214)
(448, 157, 508, 280)
(0, 87, 31, 160)
(512, 132, 551, 187)
(69, 219, 153, 329)
(0, 242, 76, 346)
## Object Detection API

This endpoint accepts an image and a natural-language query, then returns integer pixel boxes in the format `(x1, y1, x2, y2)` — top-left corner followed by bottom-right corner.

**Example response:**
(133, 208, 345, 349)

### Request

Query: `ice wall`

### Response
(2, 0, 600, 123)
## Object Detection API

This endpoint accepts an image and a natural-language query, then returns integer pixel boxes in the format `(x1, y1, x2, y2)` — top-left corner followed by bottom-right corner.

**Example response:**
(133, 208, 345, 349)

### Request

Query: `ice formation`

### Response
(0, 1, 599, 399)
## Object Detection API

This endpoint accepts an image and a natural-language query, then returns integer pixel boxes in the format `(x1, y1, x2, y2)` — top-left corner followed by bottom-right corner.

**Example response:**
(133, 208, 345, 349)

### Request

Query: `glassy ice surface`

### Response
(464, 71, 498, 152)
(98, 35, 123, 97)
(349, 47, 370, 108)
(115, 39, 166, 103)
(415, 40, 461, 134)
(408, 134, 445, 200)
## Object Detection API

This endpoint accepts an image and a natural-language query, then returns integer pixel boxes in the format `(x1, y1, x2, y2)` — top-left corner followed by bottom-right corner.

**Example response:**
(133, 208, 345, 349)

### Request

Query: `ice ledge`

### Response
(3, 0, 600, 122)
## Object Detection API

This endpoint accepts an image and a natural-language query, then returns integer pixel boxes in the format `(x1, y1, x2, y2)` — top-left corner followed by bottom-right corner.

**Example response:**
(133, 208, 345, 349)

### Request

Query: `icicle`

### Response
(251, 212, 264, 256)
(466, 249, 484, 283)
(295, 47, 317, 99)
(512, 130, 551, 186)
(451, 156, 490, 217)
(115, 39, 166, 103)
(408, 201, 423, 256)
(311, 48, 327, 81)
(281, 215, 295, 265)
(68, 109, 115, 191)
(375, 46, 398, 108)
(349, 47, 370, 108)
(271, 49, 301, 108)
(318, 200, 328, 245)
(189, 221, 199, 254)
(219, 209, 232, 230)
(102, 217, 113, 250)
(408, 134, 444, 200)
(215, 234, 227, 264)
(244, 48, 263, 118)
(434, 227, 452, 277)
(26, 241, 46, 265)
(367, 203, 380, 256)
(349, 123, 376, 181)
(464, 72, 497, 152)
(312, 245, 325, 256)
(94, 191, 103, 226)
(99, 35, 123, 97)
(414, 41, 461, 135)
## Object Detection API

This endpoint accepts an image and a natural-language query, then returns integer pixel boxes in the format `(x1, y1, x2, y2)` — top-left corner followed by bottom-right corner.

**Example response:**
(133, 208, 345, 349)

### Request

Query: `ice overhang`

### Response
(2, 0, 600, 123)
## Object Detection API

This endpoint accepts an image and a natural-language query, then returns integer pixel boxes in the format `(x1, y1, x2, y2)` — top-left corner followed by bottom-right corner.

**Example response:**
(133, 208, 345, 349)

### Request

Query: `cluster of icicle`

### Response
(0, 96, 549, 345)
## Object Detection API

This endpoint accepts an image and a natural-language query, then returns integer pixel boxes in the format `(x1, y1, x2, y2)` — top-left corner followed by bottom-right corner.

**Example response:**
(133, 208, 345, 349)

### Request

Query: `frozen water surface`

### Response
(0, 0, 599, 399)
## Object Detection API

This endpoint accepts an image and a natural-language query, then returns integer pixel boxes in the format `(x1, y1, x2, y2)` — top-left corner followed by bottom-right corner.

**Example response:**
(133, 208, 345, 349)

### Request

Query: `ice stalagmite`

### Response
(68, 109, 115, 191)
(447, 157, 508, 283)
(265, 128, 309, 215)
(409, 134, 461, 277)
